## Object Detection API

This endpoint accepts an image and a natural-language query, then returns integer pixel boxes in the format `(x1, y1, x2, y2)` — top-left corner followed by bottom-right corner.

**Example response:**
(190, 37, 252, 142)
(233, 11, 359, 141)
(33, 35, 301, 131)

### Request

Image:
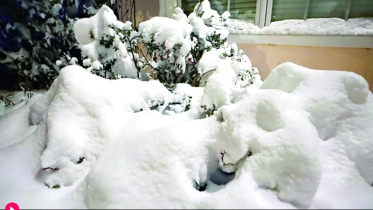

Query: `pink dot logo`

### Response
(5, 202, 20, 210)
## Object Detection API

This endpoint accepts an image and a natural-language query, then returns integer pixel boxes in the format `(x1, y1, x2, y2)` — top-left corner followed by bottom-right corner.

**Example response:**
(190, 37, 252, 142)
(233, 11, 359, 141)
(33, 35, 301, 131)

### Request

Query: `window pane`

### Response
(229, 0, 257, 21)
(272, 0, 308, 21)
(181, 0, 197, 15)
(350, 0, 373, 18)
(181, 0, 257, 22)
(272, 0, 373, 22)
(308, 0, 348, 19)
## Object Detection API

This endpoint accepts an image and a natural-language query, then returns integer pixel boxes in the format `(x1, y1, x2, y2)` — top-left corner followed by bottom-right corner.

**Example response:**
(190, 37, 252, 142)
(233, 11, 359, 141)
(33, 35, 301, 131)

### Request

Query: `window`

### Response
(181, 0, 257, 23)
(272, 0, 373, 22)
(179, 0, 373, 27)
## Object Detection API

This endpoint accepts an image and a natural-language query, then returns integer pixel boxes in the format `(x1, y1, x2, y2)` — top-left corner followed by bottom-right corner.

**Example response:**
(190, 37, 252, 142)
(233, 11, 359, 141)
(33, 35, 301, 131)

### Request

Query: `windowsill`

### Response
(227, 34, 373, 48)
(226, 18, 373, 48)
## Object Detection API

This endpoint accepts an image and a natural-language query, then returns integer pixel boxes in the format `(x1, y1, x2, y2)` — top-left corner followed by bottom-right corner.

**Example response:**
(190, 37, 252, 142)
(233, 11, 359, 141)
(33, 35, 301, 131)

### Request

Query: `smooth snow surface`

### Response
(228, 18, 373, 35)
(0, 63, 372, 209)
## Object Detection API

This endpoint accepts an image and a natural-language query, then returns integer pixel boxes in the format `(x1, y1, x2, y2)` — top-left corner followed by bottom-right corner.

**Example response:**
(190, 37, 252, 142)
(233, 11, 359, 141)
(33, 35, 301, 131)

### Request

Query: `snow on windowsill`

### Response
(227, 18, 373, 36)
(225, 18, 373, 48)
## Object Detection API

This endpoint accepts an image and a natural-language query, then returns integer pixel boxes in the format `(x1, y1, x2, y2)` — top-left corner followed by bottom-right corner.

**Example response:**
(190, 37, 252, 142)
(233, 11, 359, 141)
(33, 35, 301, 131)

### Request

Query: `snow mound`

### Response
(262, 62, 373, 185)
(1, 62, 372, 209)
(211, 88, 321, 207)
(84, 118, 214, 209)
(29, 65, 178, 188)
(83, 62, 373, 208)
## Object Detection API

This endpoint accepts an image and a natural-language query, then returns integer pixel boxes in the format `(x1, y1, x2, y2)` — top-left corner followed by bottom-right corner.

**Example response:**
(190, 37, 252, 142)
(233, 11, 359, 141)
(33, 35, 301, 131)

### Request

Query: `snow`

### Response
(185, 1, 230, 49)
(228, 18, 373, 35)
(171, 7, 188, 23)
(73, 5, 137, 78)
(135, 17, 193, 56)
(31, 65, 189, 187)
(1, 62, 373, 209)
(198, 47, 260, 112)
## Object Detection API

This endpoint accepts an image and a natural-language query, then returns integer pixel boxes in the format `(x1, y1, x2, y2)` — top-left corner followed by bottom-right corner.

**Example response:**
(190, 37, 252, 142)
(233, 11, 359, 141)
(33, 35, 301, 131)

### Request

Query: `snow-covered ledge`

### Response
(227, 34, 373, 48)
(227, 18, 373, 48)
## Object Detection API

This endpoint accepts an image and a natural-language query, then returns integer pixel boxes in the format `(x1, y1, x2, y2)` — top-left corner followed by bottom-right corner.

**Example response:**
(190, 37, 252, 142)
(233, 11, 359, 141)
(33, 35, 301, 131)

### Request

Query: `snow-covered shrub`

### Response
(59, 0, 260, 118)
(75, 63, 373, 208)
(69, 0, 259, 91)
(67, 5, 140, 80)
(0, 0, 115, 91)
(197, 47, 262, 117)
(134, 17, 193, 87)
(2, 59, 373, 208)
(29, 65, 188, 188)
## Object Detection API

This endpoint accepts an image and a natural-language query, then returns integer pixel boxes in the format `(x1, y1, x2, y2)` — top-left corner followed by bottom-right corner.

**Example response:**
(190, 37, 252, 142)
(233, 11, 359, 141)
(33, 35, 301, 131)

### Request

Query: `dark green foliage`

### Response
(0, 0, 115, 91)
(0, 94, 15, 108)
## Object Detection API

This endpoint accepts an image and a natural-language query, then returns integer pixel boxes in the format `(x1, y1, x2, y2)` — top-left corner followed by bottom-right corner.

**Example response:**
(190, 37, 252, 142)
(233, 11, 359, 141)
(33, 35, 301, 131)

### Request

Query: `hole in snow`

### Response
(209, 168, 235, 186)
(200, 148, 236, 192)
(75, 157, 85, 164)
(193, 180, 207, 192)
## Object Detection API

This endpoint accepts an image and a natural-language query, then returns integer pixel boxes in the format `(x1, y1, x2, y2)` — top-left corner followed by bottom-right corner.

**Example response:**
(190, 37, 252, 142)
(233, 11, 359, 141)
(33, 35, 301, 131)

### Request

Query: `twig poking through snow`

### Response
(220, 150, 234, 167)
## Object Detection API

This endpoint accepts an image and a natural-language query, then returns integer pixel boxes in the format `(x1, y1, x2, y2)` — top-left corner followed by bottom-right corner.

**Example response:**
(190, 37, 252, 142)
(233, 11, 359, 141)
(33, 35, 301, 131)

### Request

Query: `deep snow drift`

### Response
(0, 63, 373, 209)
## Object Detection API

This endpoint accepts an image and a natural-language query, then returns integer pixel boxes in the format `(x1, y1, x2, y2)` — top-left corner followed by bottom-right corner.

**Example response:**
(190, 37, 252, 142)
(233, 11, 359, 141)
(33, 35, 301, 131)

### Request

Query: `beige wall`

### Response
(239, 44, 373, 92)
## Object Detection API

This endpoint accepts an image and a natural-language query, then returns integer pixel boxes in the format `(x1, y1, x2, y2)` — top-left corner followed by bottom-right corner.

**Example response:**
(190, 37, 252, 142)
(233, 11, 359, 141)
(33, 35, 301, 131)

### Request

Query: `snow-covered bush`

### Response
(70, 0, 259, 91)
(1, 59, 373, 208)
(198, 48, 262, 116)
(134, 17, 193, 87)
(28, 65, 204, 189)
(0, 0, 114, 91)
(66, 5, 140, 80)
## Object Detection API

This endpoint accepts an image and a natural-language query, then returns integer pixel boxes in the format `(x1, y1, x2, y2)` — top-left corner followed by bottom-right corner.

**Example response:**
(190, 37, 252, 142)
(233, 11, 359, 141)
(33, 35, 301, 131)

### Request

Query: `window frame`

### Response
(161, 0, 272, 28)
(160, 0, 373, 48)
(168, 0, 361, 27)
